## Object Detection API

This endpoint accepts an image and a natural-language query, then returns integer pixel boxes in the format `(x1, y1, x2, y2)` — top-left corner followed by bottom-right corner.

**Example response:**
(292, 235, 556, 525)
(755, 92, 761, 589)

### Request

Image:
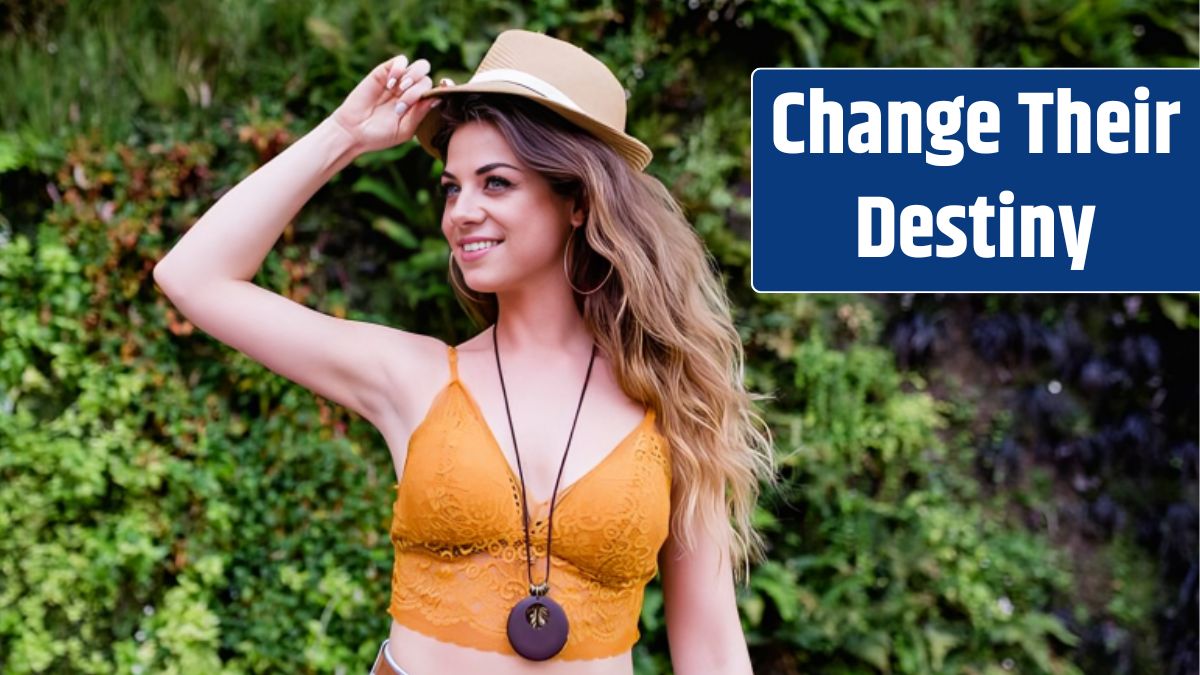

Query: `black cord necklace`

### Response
(493, 324, 597, 661)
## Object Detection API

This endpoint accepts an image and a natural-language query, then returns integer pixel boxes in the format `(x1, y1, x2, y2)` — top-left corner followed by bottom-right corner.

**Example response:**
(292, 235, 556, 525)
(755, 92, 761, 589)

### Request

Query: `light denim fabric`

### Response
(370, 639, 412, 675)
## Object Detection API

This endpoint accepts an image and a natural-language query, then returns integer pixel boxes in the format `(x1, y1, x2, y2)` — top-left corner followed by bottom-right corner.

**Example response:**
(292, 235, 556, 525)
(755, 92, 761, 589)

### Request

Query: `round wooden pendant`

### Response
(506, 594, 569, 661)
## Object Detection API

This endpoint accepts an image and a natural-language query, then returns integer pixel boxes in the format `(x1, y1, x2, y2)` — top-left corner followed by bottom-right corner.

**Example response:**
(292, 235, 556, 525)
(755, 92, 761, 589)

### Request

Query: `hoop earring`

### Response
(448, 254, 489, 301)
(563, 226, 614, 296)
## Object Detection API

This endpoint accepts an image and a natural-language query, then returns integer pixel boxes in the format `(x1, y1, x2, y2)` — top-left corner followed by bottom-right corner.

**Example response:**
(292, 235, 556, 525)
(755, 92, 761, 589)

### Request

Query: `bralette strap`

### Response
(447, 344, 459, 382)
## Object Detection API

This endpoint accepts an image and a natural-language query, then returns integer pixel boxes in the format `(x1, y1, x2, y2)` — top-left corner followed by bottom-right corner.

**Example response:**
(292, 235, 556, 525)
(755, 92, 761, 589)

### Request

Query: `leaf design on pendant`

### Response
(526, 603, 549, 629)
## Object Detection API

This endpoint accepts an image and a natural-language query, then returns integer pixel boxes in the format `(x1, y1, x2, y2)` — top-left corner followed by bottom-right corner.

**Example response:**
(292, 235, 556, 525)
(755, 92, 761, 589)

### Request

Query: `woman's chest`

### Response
(388, 397, 671, 580)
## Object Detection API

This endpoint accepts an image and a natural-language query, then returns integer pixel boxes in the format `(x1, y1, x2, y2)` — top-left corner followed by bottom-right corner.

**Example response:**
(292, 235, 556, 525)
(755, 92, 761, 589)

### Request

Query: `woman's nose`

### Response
(448, 188, 486, 226)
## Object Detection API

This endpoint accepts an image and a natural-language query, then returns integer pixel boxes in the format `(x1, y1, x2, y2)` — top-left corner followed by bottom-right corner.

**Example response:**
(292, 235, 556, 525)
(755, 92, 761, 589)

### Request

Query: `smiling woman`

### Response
(154, 27, 774, 675)
(434, 118, 591, 306)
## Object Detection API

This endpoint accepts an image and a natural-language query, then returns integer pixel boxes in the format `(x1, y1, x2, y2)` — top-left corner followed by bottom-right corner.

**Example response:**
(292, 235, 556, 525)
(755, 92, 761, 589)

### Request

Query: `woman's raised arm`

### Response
(151, 55, 443, 432)
(154, 54, 435, 287)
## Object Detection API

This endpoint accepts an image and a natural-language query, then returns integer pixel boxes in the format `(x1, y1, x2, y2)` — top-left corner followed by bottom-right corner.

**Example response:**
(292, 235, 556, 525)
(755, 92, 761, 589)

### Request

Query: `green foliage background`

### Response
(0, 1, 1196, 673)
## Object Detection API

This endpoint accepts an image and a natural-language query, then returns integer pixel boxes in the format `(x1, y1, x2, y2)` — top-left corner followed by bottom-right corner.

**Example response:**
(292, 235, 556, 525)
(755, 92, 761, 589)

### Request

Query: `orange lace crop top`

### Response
(388, 344, 672, 660)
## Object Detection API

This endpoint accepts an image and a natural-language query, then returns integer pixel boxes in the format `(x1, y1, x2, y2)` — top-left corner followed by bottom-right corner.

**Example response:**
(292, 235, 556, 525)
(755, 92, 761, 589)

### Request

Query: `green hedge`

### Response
(0, 144, 1080, 673)
(2, 1, 1195, 673)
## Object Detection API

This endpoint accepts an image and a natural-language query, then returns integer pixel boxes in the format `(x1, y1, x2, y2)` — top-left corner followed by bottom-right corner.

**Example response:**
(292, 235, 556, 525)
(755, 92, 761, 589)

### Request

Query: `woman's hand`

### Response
(330, 54, 437, 156)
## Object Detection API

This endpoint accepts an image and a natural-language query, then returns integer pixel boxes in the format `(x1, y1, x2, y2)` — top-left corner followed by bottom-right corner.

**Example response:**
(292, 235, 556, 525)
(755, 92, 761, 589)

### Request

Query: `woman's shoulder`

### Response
(448, 326, 496, 354)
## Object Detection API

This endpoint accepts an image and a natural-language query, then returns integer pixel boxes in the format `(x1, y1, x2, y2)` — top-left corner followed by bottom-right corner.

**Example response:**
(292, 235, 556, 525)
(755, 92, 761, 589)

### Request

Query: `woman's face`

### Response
(440, 120, 582, 294)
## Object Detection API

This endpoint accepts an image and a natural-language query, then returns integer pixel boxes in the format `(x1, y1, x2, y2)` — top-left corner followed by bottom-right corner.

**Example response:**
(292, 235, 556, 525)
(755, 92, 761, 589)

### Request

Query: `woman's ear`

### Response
(571, 183, 590, 228)
(571, 196, 590, 228)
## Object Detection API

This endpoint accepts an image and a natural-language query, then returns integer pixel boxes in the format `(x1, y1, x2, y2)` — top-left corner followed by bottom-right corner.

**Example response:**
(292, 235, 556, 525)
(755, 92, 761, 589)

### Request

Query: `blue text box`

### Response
(751, 68, 1200, 292)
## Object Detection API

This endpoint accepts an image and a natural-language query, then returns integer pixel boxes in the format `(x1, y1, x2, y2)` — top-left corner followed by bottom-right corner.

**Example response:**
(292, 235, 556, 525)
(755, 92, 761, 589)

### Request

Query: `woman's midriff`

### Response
(386, 620, 635, 675)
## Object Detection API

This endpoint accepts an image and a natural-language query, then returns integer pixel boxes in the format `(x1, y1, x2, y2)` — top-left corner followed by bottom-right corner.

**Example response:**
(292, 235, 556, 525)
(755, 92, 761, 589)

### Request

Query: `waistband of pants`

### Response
(370, 639, 411, 675)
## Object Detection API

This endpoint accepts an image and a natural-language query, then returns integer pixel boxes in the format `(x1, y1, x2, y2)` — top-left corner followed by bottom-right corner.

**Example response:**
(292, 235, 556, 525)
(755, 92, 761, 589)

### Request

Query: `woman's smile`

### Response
(460, 238, 503, 262)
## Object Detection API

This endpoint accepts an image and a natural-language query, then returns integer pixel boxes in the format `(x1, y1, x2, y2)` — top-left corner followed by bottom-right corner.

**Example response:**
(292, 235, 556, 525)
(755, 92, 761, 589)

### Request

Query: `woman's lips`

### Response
(460, 241, 501, 262)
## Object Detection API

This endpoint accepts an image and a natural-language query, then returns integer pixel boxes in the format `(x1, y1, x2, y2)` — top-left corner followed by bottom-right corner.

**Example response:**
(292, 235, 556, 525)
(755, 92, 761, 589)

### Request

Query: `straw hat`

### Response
(414, 29, 653, 172)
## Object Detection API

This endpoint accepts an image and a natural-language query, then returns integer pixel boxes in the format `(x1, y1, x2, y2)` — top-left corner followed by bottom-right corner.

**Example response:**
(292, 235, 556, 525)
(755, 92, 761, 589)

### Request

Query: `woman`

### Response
(154, 29, 774, 675)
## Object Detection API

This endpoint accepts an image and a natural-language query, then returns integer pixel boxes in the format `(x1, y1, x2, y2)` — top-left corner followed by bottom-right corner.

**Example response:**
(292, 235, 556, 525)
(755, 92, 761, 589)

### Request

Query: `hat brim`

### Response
(415, 82, 653, 172)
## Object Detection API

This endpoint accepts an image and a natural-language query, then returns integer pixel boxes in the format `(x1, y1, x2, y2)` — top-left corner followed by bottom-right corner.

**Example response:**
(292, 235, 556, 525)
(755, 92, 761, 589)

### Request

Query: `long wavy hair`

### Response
(431, 93, 776, 583)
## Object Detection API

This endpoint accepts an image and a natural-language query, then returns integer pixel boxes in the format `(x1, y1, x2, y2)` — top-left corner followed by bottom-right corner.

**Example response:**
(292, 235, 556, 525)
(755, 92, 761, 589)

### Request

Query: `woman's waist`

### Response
(385, 620, 634, 675)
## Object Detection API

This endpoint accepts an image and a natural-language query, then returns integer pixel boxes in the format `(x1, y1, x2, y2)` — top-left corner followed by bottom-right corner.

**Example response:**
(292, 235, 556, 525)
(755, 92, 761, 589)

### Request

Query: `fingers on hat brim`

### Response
(418, 81, 458, 99)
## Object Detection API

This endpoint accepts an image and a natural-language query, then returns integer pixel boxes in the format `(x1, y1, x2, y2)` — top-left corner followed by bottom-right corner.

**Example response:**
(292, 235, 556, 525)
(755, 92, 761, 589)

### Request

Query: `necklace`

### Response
(493, 325, 597, 661)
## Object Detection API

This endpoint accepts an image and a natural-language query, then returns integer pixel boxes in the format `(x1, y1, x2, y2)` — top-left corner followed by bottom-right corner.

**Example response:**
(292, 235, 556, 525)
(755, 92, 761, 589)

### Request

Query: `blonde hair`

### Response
(432, 93, 777, 582)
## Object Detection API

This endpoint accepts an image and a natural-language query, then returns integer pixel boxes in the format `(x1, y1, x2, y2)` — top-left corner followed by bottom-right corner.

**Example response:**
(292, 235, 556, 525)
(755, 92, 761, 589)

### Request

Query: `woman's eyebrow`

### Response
(441, 162, 522, 180)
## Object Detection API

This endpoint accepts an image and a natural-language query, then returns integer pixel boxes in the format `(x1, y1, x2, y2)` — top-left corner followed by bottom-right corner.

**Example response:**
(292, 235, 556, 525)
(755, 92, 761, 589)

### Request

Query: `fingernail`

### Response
(386, 77, 396, 90)
(394, 100, 408, 116)
(399, 77, 413, 91)
(431, 99, 443, 108)
(440, 78, 454, 87)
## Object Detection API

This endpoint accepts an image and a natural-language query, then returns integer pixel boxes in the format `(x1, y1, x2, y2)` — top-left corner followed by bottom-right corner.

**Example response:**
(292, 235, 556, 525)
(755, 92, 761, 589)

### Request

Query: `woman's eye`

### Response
(439, 177, 509, 198)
